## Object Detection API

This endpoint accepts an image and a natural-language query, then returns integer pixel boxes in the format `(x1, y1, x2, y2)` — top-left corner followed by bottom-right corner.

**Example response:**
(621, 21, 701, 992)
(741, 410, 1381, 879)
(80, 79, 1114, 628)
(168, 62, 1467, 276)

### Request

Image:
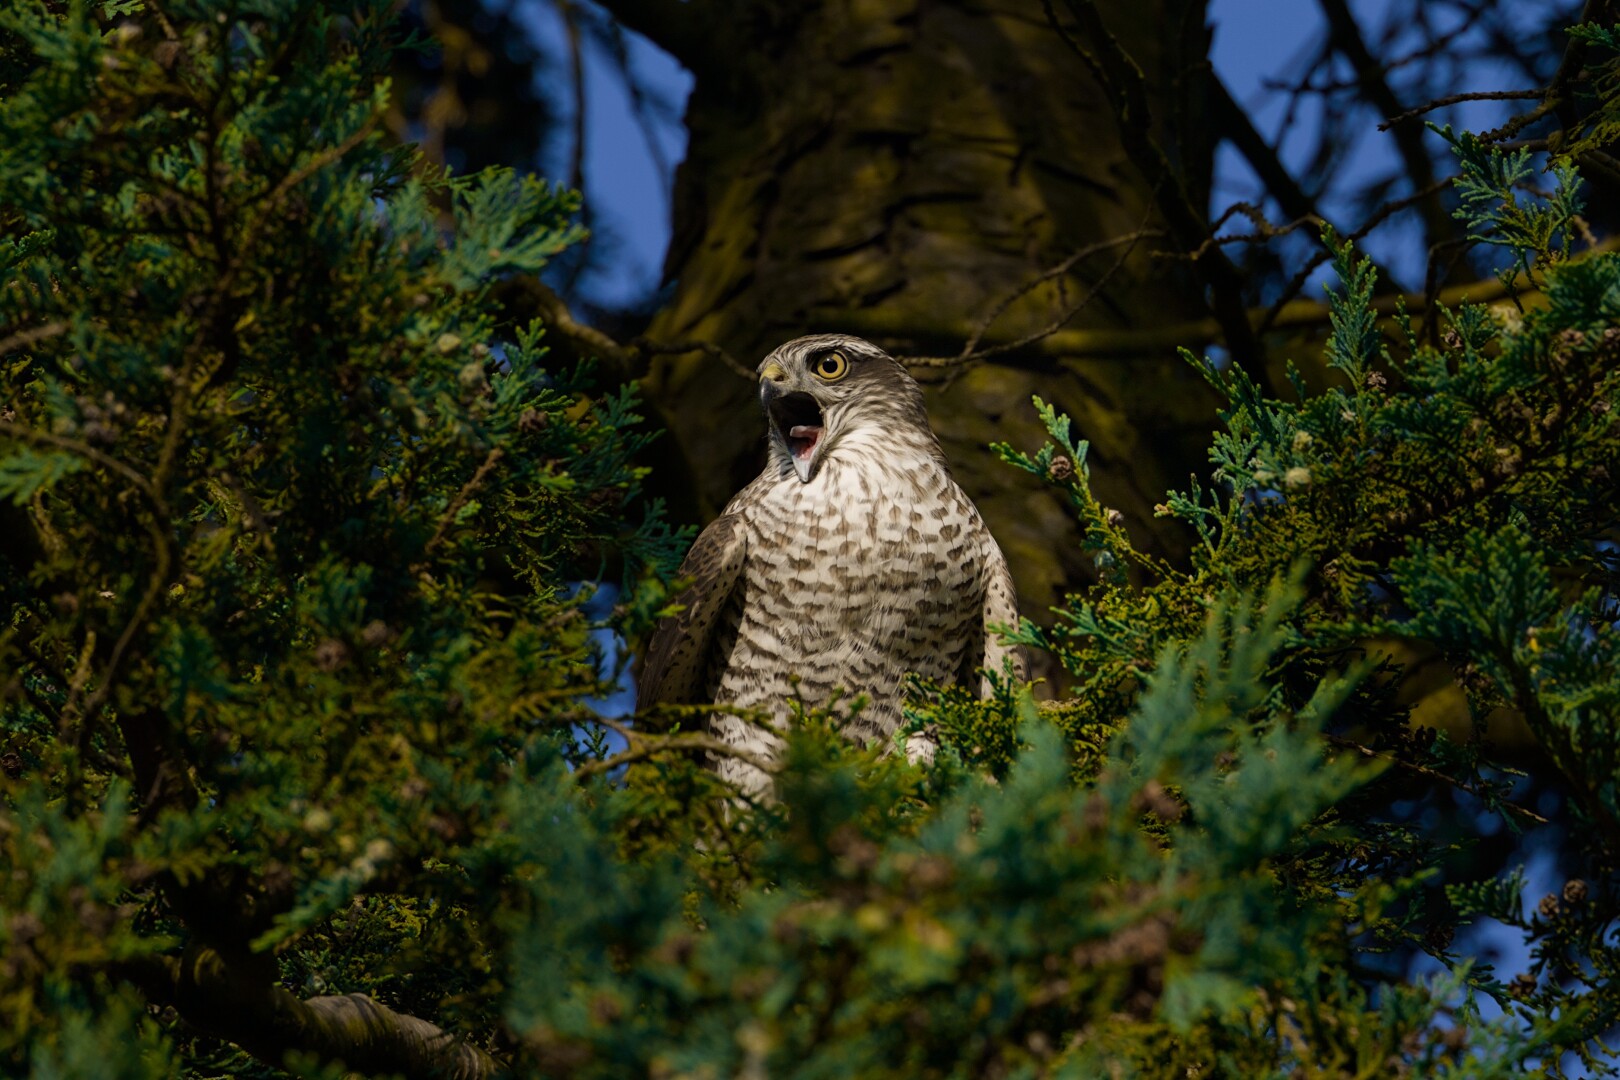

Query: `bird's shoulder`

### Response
(679, 507, 750, 576)
(637, 510, 751, 710)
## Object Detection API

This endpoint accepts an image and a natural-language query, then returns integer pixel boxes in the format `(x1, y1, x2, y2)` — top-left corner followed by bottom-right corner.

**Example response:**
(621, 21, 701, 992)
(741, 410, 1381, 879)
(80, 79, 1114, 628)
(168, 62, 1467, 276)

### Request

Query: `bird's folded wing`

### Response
(977, 535, 1026, 694)
(636, 512, 748, 710)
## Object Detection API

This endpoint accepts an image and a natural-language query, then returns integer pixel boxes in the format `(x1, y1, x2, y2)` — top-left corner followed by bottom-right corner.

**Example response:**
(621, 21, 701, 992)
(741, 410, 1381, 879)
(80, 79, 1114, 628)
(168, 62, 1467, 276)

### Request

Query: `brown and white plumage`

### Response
(638, 334, 1023, 794)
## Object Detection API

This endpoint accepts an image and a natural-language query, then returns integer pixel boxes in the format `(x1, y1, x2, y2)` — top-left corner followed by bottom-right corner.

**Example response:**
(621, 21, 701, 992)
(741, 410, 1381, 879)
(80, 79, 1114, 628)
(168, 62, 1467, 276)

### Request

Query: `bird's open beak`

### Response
(761, 374, 825, 483)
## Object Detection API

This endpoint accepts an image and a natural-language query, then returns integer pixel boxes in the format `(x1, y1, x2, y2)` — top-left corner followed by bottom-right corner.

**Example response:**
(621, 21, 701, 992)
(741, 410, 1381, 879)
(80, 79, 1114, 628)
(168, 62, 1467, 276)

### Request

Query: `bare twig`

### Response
(238, 114, 379, 259)
(960, 230, 1164, 358)
(1317, 0, 1455, 252)
(1479, 0, 1614, 146)
(70, 545, 173, 749)
(143, 0, 180, 40)
(1, 425, 163, 504)
(1265, 0, 1491, 95)
(1048, 0, 1268, 379)
(1546, 0, 1615, 140)
(561, 1, 587, 194)
(840, 234, 1619, 362)
(1421, 237, 1479, 342)
(1209, 75, 1322, 227)
(1574, 148, 1620, 187)
(578, 710, 780, 780)
(556, 0, 597, 296)
(630, 335, 756, 380)
(1258, 178, 1451, 333)
(1181, 207, 1322, 262)
(63, 629, 98, 740)
(598, 15, 675, 203)
(508, 277, 635, 372)
(590, 0, 719, 79)
(574, 732, 779, 780)
(898, 227, 1157, 368)
(499, 277, 755, 380)
(423, 447, 505, 558)
(1378, 89, 1544, 131)
(1479, 98, 1558, 144)
(1325, 734, 1550, 826)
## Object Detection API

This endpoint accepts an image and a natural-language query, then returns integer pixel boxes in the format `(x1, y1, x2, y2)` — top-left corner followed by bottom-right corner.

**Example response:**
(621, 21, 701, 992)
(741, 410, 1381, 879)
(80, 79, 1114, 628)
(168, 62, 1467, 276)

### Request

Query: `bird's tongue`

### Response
(788, 424, 823, 460)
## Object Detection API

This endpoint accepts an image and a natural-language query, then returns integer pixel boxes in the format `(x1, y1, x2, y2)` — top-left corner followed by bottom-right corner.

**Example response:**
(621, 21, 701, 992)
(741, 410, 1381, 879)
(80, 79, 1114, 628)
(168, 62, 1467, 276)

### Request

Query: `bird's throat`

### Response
(767, 391, 826, 483)
(788, 424, 822, 469)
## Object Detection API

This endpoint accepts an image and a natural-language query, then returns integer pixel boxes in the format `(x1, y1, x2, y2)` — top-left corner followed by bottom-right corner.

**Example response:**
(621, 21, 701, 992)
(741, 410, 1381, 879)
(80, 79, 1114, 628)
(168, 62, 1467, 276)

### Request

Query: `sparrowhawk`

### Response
(638, 334, 1023, 794)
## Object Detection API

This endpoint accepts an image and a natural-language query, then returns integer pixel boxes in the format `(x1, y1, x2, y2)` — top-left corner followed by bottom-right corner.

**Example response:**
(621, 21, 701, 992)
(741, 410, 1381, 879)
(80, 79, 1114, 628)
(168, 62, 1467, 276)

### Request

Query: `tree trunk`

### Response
(625, 0, 1221, 619)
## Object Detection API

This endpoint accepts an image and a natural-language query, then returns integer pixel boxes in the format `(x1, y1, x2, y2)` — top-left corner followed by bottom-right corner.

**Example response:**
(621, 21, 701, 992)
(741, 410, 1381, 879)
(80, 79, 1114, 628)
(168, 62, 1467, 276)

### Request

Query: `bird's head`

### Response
(756, 333, 934, 484)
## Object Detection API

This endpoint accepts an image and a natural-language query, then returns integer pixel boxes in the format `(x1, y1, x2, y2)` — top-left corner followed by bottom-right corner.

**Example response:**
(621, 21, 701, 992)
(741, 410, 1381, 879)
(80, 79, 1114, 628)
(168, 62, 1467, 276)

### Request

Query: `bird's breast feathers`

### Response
(669, 332, 1020, 768)
(736, 450, 986, 647)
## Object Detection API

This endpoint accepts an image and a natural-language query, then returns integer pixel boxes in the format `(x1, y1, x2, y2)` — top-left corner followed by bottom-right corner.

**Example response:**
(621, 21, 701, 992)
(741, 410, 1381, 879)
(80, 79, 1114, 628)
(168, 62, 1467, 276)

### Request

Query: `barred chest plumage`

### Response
(704, 430, 989, 745)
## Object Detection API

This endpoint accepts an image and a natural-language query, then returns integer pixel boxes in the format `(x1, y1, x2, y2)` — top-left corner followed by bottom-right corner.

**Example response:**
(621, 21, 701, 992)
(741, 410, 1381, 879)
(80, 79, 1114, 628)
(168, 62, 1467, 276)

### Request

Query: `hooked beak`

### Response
(761, 378, 825, 483)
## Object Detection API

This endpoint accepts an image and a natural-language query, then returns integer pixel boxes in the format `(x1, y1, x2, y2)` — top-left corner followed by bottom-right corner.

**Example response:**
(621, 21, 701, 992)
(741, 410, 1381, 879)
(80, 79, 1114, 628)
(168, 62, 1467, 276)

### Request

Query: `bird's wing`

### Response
(637, 511, 749, 710)
(971, 532, 1026, 695)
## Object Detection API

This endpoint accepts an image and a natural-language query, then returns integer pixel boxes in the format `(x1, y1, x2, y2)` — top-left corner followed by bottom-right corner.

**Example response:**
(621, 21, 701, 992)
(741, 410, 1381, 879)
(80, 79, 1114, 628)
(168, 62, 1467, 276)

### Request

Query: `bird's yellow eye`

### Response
(813, 351, 849, 381)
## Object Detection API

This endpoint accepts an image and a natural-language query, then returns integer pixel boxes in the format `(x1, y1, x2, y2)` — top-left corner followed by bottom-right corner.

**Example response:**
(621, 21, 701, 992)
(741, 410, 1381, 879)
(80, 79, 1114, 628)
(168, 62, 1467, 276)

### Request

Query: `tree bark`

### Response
(133, 947, 500, 1080)
(633, 0, 1224, 617)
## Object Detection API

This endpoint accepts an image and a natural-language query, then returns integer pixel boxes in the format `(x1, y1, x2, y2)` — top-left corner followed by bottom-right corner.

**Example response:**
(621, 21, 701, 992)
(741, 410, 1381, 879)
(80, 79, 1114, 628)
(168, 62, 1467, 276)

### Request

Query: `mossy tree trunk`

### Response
(608, 0, 1224, 616)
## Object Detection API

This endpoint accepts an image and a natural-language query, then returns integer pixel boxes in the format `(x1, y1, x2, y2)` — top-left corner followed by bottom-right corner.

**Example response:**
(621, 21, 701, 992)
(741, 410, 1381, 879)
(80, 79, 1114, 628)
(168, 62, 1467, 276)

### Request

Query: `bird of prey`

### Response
(637, 333, 1023, 795)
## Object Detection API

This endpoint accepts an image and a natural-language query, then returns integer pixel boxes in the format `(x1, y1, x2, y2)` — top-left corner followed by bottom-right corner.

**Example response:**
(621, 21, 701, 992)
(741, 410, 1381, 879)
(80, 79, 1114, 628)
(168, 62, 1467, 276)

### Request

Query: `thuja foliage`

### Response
(4, 4, 1620, 1080)
(0, 2, 687, 1076)
(1560, 24, 1620, 163)
(964, 125, 1620, 1071)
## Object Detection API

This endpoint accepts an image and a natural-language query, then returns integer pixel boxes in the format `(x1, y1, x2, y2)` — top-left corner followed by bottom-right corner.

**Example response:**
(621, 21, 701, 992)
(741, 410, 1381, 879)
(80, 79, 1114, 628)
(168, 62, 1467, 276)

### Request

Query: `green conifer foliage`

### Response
(3, 3, 1619, 1079)
(1, 2, 680, 1075)
(961, 117, 1620, 1074)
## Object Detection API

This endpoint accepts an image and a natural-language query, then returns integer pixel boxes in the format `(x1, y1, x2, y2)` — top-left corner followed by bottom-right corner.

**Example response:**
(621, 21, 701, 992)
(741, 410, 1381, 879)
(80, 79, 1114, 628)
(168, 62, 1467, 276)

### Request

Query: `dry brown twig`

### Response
(956, 229, 1165, 360)
(898, 226, 1161, 369)
(507, 276, 756, 381)
(422, 446, 505, 559)
(1179, 204, 1326, 263)
(630, 334, 757, 381)
(1378, 88, 1546, 131)
(1325, 734, 1550, 826)
(577, 711, 779, 782)
(1258, 178, 1452, 335)
(1045, 0, 1268, 376)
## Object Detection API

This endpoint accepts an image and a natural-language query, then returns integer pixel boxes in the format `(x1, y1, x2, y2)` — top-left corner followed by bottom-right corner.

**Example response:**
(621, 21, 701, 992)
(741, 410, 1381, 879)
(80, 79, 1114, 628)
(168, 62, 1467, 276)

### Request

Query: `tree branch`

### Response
(590, 0, 717, 78)
(1475, 0, 1613, 147)
(896, 227, 1160, 368)
(499, 276, 636, 377)
(1316, 0, 1455, 253)
(574, 729, 779, 781)
(1324, 734, 1550, 826)
(1209, 74, 1320, 226)
(497, 276, 754, 380)
(1049, 0, 1270, 383)
(0, 320, 67, 356)
(1259, 178, 1450, 330)
(514, 222, 1609, 375)
(561, 1, 588, 194)
(1546, 0, 1615, 143)
(132, 947, 501, 1080)
(837, 238, 1618, 364)
(1378, 89, 1544, 132)
(422, 446, 505, 559)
